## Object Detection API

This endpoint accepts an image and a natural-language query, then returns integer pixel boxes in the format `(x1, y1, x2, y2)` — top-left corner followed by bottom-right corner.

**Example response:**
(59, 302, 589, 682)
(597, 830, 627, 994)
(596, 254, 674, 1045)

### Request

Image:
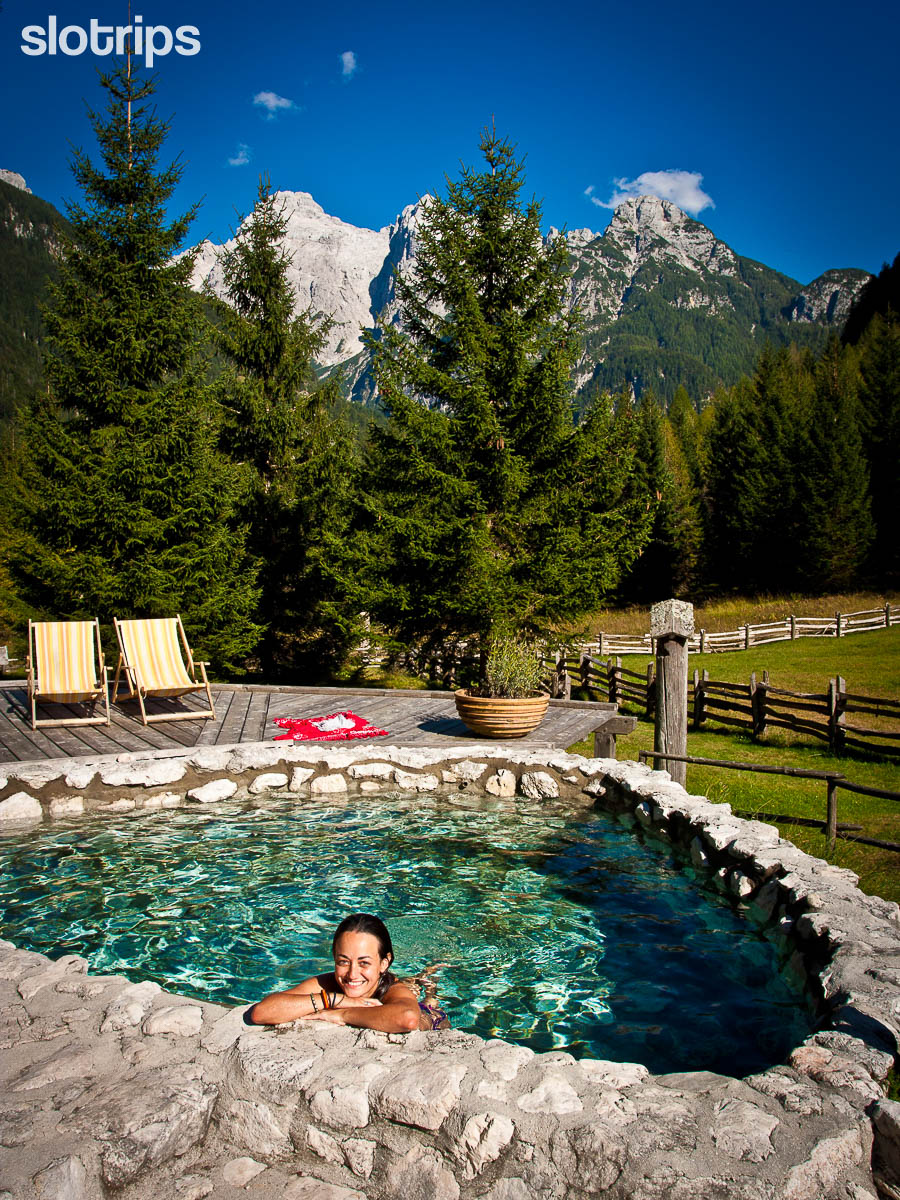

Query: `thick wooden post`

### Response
(750, 672, 767, 739)
(580, 650, 593, 696)
(827, 676, 847, 752)
(790, 614, 797, 639)
(699, 628, 707, 654)
(555, 649, 571, 699)
(836, 611, 843, 638)
(825, 776, 839, 852)
(645, 661, 656, 718)
(652, 600, 694, 787)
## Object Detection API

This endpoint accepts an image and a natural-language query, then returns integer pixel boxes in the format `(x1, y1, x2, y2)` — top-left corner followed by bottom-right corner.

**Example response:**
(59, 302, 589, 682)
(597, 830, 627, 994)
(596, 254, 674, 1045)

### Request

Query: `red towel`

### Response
(272, 711, 388, 742)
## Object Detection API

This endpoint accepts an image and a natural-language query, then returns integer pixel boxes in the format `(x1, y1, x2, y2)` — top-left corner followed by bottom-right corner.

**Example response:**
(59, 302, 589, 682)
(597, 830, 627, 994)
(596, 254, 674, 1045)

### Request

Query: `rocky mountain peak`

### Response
(0, 170, 31, 194)
(603, 194, 737, 279)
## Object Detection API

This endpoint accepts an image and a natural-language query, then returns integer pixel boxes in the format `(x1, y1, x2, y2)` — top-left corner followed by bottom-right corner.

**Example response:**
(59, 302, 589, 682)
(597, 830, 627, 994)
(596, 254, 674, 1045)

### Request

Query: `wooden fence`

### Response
(637, 749, 900, 854)
(552, 652, 900, 758)
(583, 603, 899, 657)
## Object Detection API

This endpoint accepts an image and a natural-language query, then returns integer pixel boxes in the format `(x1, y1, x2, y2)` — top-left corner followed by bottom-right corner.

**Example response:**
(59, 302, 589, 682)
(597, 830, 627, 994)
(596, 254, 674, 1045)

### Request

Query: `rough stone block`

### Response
(872, 1098, 900, 1187)
(519, 772, 559, 800)
(305, 1061, 386, 1129)
(32, 1155, 91, 1200)
(143, 1004, 203, 1037)
(710, 1098, 778, 1161)
(310, 774, 349, 795)
(371, 1059, 467, 1131)
(221, 1098, 291, 1160)
(347, 762, 394, 780)
(484, 770, 516, 797)
(249, 773, 289, 795)
(100, 980, 161, 1031)
(650, 598, 694, 638)
(99, 759, 186, 788)
(187, 778, 238, 805)
(0, 791, 42, 824)
(516, 1073, 582, 1115)
(394, 770, 440, 792)
(222, 1157, 266, 1187)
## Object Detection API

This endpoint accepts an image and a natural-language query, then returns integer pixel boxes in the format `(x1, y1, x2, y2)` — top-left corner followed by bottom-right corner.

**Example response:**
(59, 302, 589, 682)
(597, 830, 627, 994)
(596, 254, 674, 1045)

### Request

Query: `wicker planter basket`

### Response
(454, 689, 550, 739)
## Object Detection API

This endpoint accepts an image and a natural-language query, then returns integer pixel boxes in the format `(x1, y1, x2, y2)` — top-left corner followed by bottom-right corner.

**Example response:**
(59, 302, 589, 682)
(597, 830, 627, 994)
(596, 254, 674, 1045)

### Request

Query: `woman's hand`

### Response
(303, 996, 382, 1023)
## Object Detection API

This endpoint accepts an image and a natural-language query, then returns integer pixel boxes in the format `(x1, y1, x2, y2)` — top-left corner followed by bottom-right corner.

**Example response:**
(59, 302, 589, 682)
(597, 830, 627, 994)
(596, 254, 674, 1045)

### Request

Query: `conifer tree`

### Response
(794, 336, 874, 589)
(7, 60, 258, 670)
(857, 315, 900, 584)
(703, 348, 811, 592)
(359, 129, 652, 663)
(213, 177, 358, 676)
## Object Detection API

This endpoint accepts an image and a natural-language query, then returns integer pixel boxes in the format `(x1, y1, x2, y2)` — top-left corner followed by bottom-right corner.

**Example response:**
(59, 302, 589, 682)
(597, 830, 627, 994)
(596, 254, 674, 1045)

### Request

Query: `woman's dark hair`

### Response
(332, 913, 396, 999)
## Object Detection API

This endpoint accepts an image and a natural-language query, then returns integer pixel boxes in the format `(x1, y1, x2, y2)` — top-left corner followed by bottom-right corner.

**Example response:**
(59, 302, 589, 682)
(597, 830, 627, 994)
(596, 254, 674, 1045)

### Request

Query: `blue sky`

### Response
(2, 0, 897, 284)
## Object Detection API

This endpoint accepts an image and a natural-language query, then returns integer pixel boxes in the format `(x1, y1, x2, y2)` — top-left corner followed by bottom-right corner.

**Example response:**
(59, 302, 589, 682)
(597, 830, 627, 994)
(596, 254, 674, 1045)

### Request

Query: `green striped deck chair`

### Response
(26, 619, 111, 730)
(112, 615, 215, 725)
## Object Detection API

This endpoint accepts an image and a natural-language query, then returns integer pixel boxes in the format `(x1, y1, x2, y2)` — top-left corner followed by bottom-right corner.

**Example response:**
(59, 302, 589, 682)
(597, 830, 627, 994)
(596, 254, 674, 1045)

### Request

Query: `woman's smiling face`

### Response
(333, 930, 391, 1001)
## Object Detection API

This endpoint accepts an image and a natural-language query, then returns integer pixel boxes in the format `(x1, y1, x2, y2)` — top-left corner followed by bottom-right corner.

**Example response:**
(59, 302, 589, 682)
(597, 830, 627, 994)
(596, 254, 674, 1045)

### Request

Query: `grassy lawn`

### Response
(568, 623, 900, 905)
(576, 590, 898, 637)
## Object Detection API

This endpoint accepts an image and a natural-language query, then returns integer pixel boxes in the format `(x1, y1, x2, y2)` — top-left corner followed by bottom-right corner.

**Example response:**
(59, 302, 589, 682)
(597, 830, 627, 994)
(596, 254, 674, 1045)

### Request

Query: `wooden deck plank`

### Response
(0, 681, 624, 765)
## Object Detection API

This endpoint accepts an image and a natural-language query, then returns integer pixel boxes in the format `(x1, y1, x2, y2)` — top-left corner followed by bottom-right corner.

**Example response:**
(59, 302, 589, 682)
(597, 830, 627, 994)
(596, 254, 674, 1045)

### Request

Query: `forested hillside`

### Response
(0, 179, 70, 428)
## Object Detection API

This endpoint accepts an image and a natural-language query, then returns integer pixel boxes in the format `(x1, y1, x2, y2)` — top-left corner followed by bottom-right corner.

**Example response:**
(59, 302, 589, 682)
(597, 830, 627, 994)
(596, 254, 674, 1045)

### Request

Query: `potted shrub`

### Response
(454, 636, 550, 738)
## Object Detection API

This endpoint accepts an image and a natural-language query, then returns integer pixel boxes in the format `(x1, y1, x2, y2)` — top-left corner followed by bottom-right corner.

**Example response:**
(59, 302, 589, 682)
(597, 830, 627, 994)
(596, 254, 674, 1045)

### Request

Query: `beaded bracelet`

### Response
(310, 992, 319, 1013)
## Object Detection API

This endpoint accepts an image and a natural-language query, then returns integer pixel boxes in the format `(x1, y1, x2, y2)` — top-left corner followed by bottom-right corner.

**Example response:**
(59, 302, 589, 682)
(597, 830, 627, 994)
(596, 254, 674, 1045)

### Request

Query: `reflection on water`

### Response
(0, 791, 811, 1075)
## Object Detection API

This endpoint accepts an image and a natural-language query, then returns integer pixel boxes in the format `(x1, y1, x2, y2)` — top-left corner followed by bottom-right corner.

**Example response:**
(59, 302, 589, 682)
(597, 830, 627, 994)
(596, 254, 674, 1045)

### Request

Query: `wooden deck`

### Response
(0, 682, 628, 765)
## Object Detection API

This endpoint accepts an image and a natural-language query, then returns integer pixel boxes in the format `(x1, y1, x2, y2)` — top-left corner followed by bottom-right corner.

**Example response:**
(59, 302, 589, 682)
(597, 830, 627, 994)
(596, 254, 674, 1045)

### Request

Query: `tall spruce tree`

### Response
(794, 336, 874, 589)
(7, 60, 258, 671)
(359, 129, 653, 663)
(213, 177, 358, 677)
(857, 314, 900, 583)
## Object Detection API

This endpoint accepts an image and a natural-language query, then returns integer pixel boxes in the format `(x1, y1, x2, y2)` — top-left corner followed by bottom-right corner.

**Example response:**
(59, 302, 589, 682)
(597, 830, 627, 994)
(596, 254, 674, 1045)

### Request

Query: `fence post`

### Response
(828, 676, 847, 752)
(580, 650, 593, 697)
(555, 649, 571, 699)
(886, 604, 892, 629)
(836, 611, 843, 638)
(700, 628, 707, 654)
(825, 776, 840, 852)
(598, 631, 605, 657)
(645, 662, 656, 718)
(607, 658, 619, 707)
(749, 671, 767, 738)
(651, 600, 693, 787)
(790, 614, 797, 639)
(744, 624, 751, 650)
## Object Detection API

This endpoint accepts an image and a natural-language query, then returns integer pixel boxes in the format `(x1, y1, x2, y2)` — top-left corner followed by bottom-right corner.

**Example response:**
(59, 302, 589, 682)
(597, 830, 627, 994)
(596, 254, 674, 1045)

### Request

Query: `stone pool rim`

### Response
(1, 740, 899, 1198)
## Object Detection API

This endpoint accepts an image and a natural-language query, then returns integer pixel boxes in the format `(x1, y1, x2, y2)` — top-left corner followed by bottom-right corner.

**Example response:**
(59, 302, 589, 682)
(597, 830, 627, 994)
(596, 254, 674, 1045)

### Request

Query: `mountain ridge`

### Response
(189, 189, 869, 404)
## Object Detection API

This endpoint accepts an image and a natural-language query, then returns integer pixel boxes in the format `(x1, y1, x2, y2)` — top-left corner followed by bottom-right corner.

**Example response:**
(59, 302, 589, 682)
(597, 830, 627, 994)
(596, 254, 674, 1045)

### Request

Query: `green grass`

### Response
(567, 623, 900, 905)
(576, 590, 898, 637)
(569, 719, 900, 905)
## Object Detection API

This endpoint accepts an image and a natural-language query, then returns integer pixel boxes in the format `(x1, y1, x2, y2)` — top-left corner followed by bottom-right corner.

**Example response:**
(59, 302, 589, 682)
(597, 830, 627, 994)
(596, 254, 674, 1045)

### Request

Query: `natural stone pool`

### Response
(0, 790, 812, 1077)
(1, 741, 898, 1199)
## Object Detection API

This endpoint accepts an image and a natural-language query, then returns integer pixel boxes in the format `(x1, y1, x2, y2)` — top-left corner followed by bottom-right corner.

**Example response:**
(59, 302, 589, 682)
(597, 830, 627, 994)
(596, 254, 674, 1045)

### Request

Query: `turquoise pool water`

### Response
(0, 791, 811, 1075)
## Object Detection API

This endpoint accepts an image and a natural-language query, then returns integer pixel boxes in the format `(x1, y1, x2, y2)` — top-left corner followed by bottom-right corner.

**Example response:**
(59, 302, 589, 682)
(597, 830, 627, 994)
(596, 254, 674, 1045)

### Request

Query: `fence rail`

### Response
(559, 653, 900, 759)
(582, 603, 899, 657)
(637, 749, 900, 853)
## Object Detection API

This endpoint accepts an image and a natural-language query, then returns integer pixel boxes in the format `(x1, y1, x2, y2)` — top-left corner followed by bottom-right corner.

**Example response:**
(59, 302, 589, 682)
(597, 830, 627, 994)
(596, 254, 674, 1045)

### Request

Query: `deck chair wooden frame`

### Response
(26, 618, 111, 730)
(112, 615, 215, 725)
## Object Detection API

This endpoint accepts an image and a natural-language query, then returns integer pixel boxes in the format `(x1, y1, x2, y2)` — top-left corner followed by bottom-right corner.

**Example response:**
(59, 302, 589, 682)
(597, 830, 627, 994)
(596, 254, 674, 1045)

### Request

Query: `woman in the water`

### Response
(248, 912, 449, 1032)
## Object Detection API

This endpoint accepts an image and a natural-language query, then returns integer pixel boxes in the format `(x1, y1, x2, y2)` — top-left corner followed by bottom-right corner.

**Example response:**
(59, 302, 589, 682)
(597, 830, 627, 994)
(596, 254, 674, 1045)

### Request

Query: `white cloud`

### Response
(340, 50, 357, 78)
(227, 143, 251, 167)
(587, 170, 714, 216)
(253, 90, 296, 119)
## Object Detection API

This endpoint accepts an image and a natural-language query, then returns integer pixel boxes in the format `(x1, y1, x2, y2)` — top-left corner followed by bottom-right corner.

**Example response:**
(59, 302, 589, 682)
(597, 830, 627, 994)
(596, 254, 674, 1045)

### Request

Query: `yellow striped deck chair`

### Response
(112, 615, 215, 725)
(26, 619, 110, 730)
